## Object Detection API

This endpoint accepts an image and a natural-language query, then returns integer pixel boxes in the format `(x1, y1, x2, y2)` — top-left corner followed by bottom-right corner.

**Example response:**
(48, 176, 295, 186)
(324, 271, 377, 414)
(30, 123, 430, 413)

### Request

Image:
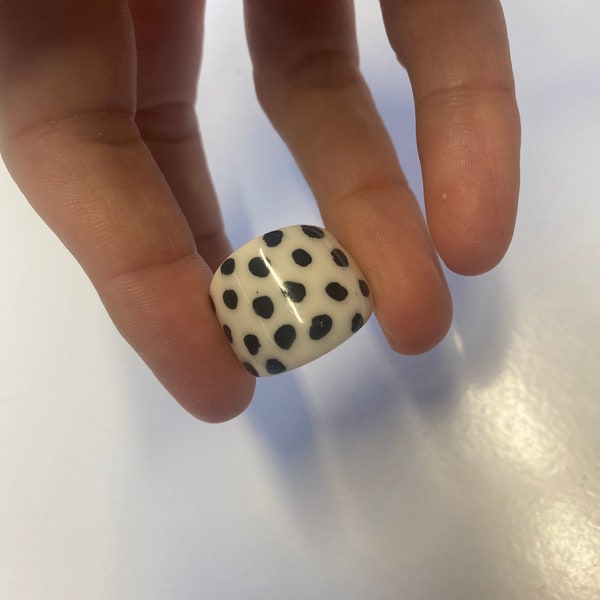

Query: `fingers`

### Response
(380, 0, 521, 275)
(128, 0, 230, 269)
(0, 1, 254, 421)
(244, 0, 452, 354)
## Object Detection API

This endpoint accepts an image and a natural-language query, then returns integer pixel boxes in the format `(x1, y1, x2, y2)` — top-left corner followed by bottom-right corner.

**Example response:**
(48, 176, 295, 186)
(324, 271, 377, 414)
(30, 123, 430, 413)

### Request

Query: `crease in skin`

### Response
(416, 77, 516, 114)
(135, 101, 199, 144)
(0, 106, 137, 152)
(263, 48, 361, 94)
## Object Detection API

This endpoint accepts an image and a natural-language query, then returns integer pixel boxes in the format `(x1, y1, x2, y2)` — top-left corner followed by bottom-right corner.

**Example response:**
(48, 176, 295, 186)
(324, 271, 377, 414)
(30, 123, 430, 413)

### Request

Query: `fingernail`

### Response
(209, 225, 374, 376)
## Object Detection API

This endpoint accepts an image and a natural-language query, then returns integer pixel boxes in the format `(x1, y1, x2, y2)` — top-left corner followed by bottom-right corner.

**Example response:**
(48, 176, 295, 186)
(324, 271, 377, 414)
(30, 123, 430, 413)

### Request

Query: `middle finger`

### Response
(244, 0, 452, 353)
(128, 0, 230, 270)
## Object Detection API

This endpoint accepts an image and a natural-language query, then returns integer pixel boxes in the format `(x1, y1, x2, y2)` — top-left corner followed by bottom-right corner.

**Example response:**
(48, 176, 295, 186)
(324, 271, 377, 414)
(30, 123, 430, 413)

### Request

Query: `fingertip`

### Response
(435, 230, 513, 277)
(100, 255, 257, 424)
(376, 261, 453, 355)
(426, 180, 518, 277)
(324, 188, 454, 358)
(420, 95, 520, 276)
(152, 292, 257, 423)
(181, 364, 255, 423)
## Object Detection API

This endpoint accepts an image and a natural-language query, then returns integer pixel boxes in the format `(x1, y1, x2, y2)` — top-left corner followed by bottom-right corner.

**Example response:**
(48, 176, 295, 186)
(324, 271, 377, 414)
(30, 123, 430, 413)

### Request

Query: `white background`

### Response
(1, 1, 599, 598)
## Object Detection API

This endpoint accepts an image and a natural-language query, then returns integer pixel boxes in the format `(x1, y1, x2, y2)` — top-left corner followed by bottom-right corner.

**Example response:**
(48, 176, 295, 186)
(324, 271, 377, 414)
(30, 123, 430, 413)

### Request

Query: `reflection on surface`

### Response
(534, 498, 600, 597)
(451, 331, 466, 359)
(467, 358, 568, 478)
(260, 247, 304, 323)
(465, 339, 600, 598)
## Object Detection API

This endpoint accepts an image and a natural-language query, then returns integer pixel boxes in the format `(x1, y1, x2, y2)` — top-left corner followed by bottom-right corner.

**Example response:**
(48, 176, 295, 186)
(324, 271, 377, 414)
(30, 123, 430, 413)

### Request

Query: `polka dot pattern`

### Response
(209, 225, 374, 376)
(351, 313, 364, 333)
(292, 248, 312, 267)
(244, 334, 260, 355)
(223, 290, 238, 310)
(325, 282, 348, 301)
(263, 230, 283, 247)
(359, 279, 370, 298)
(248, 256, 270, 277)
(253, 296, 274, 319)
(301, 225, 324, 239)
(274, 324, 296, 350)
(243, 362, 259, 376)
(282, 281, 306, 303)
(266, 359, 287, 374)
(309, 314, 333, 340)
(220, 258, 235, 275)
(331, 248, 349, 267)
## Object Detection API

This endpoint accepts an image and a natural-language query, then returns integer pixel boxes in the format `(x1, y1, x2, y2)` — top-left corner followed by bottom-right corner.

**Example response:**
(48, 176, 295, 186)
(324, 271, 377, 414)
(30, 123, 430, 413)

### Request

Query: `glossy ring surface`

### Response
(209, 225, 373, 376)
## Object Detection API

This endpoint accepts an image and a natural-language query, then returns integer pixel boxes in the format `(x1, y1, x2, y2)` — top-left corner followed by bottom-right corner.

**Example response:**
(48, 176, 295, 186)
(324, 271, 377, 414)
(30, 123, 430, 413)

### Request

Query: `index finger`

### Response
(0, 1, 254, 421)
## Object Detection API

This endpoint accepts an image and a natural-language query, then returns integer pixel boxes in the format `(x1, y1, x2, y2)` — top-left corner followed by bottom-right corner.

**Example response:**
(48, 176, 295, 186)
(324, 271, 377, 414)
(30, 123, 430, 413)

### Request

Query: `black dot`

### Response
(331, 248, 349, 267)
(274, 325, 296, 350)
(209, 295, 216, 313)
(266, 359, 286, 374)
(248, 256, 271, 277)
(243, 362, 259, 377)
(220, 258, 235, 275)
(359, 279, 370, 298)
(281, 281, 306, 303)
(292, 248, 312, 267)
(351, 313, 364, 333)
(263, 230, 283, 247)
(223, 289, 238, 309)
(309, 314, 333, 340)
(252, 296, 274, 319)
(223, 325, 233, 343)
(325, 282, 348, 301)
(301, 225, 324, 239)
(244, 334, 261, 356)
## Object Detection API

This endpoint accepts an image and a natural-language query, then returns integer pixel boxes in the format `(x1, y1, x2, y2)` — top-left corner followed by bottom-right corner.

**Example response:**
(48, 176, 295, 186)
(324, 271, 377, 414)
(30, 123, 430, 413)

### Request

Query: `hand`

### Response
(0, 1, 520, 421)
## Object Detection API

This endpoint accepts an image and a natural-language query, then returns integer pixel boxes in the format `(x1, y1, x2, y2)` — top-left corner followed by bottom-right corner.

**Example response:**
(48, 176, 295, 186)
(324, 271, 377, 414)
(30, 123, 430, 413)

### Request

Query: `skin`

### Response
(0, 0, 520, 422)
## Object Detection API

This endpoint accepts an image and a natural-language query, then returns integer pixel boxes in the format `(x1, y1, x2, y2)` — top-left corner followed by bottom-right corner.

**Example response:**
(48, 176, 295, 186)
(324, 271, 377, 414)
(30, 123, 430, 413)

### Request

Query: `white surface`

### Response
(1, 1, 599, 599)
